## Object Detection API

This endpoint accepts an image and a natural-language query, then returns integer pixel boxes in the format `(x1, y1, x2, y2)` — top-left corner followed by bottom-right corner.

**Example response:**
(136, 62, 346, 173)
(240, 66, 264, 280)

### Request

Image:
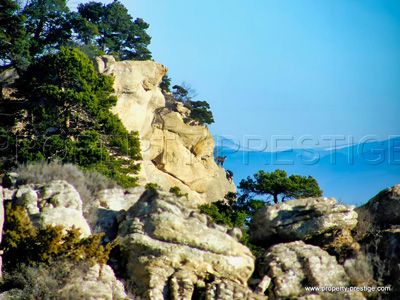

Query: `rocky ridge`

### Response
(96, 56, 235, 206)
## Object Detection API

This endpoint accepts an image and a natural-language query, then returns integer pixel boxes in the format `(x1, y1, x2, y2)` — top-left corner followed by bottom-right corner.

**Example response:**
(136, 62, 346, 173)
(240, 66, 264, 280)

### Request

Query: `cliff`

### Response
(96, 56, 235, 205)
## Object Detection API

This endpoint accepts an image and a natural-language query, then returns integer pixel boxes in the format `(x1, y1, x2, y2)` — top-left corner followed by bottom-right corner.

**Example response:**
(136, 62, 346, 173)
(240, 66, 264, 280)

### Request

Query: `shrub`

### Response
(169, 186, 188, 198)
(2, 202, 115, 270)
(145, 182, 160, 192)
(0, 260, 92, 299)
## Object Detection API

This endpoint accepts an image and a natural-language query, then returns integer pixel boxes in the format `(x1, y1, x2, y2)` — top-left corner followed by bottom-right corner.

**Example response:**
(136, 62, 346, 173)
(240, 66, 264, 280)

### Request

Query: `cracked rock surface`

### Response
(117, 190, 258, 299)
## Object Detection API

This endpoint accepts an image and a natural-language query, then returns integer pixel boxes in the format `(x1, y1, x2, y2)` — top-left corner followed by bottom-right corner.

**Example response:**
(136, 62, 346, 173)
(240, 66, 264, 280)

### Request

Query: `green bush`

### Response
(169, 186, 188, 198)
(0, 260, 94, 299)
(145, 182, 161, 192)
(2, 203, 115, 270)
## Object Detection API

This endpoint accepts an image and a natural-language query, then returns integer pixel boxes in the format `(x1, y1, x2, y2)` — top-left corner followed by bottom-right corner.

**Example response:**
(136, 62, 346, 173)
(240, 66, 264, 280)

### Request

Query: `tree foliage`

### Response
(75, 0, 152, 60)
(171, 84, 214, 125)
(12, 47, 141, 187)
(0, 0, 152, 71)
(239, 169, 322, 204)
(0, 0, 30, 70)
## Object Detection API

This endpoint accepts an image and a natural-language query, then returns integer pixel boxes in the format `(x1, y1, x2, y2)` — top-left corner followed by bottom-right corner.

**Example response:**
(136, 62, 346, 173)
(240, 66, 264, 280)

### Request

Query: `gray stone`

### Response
(251, 197, 358, 243)
(260, 241, 365, 299)
(118, 191, 255, 299)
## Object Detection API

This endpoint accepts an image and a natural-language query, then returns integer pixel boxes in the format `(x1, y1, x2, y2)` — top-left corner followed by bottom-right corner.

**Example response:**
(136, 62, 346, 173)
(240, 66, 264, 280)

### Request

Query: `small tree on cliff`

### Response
(239, 169, 322, 204)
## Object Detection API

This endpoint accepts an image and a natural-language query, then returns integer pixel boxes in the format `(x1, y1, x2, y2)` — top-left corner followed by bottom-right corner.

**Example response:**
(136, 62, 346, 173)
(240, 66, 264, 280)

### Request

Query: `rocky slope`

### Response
(1, 56, 398, 299)
(96, 56, 234, 206)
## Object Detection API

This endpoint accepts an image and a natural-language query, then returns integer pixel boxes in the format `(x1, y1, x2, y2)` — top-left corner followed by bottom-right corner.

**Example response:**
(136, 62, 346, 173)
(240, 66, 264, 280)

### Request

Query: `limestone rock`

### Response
(251, 197, 358, 243)
(260, 241, 365, 299)
(13, 180, 91, 237)
(97, 57, 235, 205)
(57, 264, 128, 300)
(97, 186, 144, 211)
(118, 191, 255, 299)
(97, 55, 167, 138)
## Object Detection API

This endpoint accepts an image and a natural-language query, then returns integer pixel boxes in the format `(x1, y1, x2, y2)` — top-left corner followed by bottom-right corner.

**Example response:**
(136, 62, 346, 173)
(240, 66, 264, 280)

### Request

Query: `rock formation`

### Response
(257, 241, 365, 299)
(250, 197, 360, 260)
(355, 185, 400, 296)
(117, 189, 259, 299)
(96, 56, 235, 205)
(4, 180, 91, 237)
(251, 197, 358, 243)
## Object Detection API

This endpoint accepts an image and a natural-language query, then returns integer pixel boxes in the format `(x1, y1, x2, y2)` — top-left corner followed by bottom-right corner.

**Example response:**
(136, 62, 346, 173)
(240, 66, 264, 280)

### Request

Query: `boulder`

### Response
(355, 185, 400, 297)
(117, 191, 256, 299)
(251, 197, 358, 243)
(259, 241, 365, 299)
(356, 184, 400, 228)
(12, 180, 91, 237)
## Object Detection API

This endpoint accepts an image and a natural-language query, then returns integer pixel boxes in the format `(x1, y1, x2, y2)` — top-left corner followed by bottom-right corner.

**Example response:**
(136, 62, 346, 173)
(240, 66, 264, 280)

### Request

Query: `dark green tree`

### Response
(239, 169, 322, 204)
(160, 75, 171, 92)
(171, 84, 214, 125)
(76, 0, 152, 60)
(22, 0, 73, 59)
(0, 0, 30, 70)
(186, 100, 214, 125)
(13, 47, 141, 187)
(172, 84, 190, 102)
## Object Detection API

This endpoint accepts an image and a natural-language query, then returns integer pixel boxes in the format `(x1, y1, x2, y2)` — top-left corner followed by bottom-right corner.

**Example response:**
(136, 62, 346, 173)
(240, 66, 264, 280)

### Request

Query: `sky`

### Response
(72, 0, 400, 149)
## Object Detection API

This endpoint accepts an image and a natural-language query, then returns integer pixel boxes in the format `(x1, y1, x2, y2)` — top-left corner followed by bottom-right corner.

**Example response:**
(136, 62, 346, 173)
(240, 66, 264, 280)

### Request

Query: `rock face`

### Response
(259, 241, 364, 300)
(8, 180, 91, 237)
(251, 197, 358, 243)
(250, 198, 361, 261)
(117, 190, 257, 299)
(58, 264, 127, 300)
(97, 56, 235, 205)
(357, 184, 400, 227)
(356, 185, 400, 297)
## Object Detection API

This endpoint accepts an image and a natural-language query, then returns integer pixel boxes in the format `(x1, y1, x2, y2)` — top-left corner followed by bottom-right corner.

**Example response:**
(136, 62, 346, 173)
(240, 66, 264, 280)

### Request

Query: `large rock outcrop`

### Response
(258, 241, 365, 300)
(117, 190, 259, 299)
(355, 185, 400, 297)
(250, 197, 360, 260)
(96, 56, 234, 205)
(251, 197, 358, 243)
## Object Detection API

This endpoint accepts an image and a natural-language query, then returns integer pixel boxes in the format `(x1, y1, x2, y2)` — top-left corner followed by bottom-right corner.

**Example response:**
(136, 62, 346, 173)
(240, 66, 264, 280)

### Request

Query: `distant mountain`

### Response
(214, 136, 400, 206)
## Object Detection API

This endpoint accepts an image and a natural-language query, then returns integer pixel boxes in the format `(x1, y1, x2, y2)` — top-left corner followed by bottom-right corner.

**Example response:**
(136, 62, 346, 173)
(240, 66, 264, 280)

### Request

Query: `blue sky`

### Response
(73, 0, 400, 148)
